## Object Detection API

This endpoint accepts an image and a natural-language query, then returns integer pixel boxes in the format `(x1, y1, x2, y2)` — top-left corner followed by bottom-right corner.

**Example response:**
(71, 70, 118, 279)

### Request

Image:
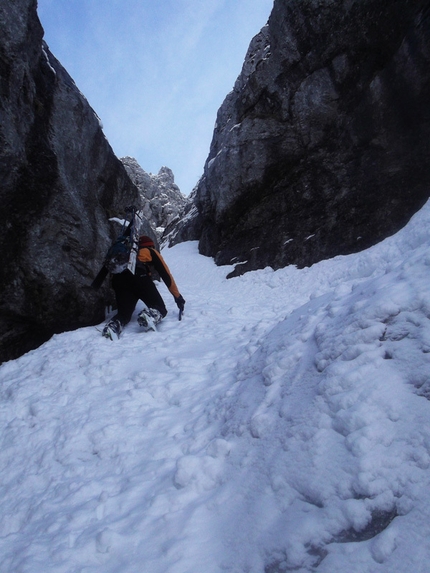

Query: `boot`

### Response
(137, 308, 163, 332)
(102, 318, 123, 340)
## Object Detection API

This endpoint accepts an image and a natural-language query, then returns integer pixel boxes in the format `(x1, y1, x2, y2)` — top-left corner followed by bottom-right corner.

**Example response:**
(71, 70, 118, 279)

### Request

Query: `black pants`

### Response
(111, 270, 167, 326)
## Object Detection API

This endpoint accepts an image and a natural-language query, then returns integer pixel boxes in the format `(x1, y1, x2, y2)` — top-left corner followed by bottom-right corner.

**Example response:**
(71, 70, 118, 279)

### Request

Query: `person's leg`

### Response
(135, 275, 167, 317)
(111, 271, 139, 325)
(134, 275, 167, 331)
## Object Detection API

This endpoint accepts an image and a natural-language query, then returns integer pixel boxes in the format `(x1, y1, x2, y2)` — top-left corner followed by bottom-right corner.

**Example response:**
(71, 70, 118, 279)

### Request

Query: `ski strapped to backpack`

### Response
(91, 206, 143, 290)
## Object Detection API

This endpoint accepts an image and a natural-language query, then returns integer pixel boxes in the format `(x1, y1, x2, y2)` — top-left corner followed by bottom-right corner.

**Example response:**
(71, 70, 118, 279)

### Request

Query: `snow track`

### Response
(1, 201, 430, 572)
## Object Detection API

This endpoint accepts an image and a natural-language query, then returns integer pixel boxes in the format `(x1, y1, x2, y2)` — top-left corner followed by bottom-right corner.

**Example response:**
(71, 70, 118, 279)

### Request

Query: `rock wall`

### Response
(0, 0, 152, 362)
(121, 157, 189, 237)
(187, 0, 430, 277)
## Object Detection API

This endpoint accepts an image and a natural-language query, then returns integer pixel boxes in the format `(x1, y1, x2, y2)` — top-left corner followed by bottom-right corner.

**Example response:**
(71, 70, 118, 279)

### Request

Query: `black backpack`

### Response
(104, 207, 141, 274)
(104, 234, 133, 274)
(91, 207, 141, 290)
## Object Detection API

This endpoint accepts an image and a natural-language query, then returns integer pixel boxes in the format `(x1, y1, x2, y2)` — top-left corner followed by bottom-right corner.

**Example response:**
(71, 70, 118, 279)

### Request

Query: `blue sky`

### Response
(36, 0, 274, 195)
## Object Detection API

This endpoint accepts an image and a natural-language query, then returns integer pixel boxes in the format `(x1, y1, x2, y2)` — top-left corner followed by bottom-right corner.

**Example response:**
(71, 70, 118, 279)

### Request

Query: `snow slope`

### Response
(1, 200, 430, 573)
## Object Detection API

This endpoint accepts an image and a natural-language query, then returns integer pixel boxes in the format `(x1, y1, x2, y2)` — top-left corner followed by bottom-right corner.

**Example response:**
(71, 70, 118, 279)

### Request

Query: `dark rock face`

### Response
(188, 0, 430, 277)
(0, 0, 149, 362)
(121, 157, 189, 237)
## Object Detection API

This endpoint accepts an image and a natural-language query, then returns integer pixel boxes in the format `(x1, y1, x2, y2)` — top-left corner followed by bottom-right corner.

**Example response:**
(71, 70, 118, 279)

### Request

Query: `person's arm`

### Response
(138, 247, 181, 297)
(150, 249, 181, 298)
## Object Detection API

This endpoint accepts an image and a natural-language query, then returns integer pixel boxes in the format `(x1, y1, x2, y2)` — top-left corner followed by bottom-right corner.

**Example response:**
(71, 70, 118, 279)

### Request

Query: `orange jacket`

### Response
(137, 247, 181, 299)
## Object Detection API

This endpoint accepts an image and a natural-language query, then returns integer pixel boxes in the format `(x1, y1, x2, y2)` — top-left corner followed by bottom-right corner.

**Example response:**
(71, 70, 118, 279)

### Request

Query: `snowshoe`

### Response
(102, 318, 123, 340)
(137, 308, 163, 332)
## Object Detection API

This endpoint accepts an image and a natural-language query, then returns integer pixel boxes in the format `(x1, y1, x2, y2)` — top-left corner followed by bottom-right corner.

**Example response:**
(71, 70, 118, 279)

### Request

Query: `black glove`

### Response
(175, 295, 185, 312)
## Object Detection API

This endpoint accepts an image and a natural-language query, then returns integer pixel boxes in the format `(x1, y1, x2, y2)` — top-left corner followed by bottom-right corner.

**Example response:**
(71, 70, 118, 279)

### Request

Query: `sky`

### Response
(36, 0, 274, 195)
(1, 198, 430, 571)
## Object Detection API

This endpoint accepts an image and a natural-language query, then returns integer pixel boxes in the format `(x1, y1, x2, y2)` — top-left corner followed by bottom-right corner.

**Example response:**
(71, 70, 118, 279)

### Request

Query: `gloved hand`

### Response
(175, 295, 185, 312)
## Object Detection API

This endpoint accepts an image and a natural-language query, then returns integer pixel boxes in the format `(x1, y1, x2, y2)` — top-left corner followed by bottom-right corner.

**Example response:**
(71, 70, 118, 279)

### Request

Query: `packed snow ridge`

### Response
(1, 200, 430, 572)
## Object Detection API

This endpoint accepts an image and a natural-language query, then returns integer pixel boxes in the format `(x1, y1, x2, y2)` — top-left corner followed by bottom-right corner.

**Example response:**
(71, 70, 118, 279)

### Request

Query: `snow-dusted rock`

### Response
(121, 157, 189, 238)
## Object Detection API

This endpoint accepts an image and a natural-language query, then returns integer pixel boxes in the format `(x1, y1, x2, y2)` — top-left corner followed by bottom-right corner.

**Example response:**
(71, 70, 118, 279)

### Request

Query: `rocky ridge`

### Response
(0, 0, 154, 362)
(173, 0, 430, 277)
(120, 156, 189, 237)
